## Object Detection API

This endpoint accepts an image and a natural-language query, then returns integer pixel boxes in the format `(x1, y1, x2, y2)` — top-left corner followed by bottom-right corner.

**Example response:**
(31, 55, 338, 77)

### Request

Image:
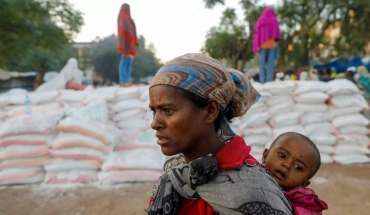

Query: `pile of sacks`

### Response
(111, 86, 150, 134)
(236, 79, 370, 164)
(82, 86, 152, 133)
(99, 130, 164, 185)
(0, 86, 164, 186)
(0, 113, 62, 185)
(264, 81, 304, 137)
(327, 80, 370, 164)
(45, 117, 121, 183)
(1, 79, 370, 186)
(232, 82, 272, 161)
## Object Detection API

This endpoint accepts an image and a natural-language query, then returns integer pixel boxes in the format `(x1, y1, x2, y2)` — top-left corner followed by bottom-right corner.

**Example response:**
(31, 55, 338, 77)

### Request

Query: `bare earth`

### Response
(0, 164, 369, 215)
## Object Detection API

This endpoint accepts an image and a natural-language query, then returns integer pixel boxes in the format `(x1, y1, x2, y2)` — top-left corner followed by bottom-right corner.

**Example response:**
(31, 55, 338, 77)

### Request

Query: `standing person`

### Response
(357, 66, 370, 99)
(253, 7, 282, 84)
(309, 69, 319, 81)
(117, 3, 139, 87)
(147, 53, 292, 215)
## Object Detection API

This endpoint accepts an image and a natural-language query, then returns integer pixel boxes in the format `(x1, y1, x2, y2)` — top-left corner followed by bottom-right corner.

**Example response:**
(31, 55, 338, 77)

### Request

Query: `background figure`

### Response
(117, 3, 139, 86)
(309, 68, 319, 81)
(299, 71, 308, 81)
(319, 68, 333, 82)
(345, 67, 356, 83)
(357, 66, 370, 99)
(253, 7, 281, 84)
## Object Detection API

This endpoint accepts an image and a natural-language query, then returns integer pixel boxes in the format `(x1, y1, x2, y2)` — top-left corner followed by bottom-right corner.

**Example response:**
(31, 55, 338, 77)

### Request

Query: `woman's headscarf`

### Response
(357, 66, 370, 77)
(117, 3, 139, 57)
(150, 53, 260, 142)
(253, 7, 282, 54)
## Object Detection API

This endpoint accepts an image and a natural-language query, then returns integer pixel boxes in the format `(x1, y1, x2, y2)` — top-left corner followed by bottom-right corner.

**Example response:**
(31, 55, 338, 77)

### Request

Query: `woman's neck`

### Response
(183, 134, 225, 163)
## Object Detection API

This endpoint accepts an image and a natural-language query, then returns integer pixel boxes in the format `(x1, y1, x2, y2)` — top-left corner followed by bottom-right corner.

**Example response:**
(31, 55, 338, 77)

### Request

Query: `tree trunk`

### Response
(33, 69, 46, 90)
(240, 60, 247, 71)
(301, 34, 310, 66)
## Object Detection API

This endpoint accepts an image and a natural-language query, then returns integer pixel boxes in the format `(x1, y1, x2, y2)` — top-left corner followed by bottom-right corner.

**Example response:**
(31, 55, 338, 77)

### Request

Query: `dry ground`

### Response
(0, 164, 369, 215)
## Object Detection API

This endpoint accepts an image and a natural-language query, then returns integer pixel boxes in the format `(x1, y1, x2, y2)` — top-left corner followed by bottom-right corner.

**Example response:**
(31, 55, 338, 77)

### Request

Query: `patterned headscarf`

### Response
(150, 53, 260, 141)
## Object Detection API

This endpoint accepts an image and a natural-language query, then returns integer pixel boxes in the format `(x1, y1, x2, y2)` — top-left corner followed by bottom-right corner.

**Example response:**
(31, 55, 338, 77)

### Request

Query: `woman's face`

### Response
(149, 85, 209, 157)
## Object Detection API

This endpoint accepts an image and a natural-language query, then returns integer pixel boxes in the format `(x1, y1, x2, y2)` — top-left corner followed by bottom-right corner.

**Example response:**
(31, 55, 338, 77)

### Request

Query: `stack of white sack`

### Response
(55, 89, 88, 115)
(0, 112, 62, 185)
(100, 130, 164, 184)
(263, 81, 305, 139)
(45, 117, 121, 183)
(99, 148, 164, 185)
(68, 98, 110, 125)
(4, 90, 62, 119)
(293, 81, 334, 163)
(114, 130, 158, 151)
(83, 86, 119, 126)
(0, 94, 7, 126)
(237, 82, 272, 161)
(0, 91, 63, 129)
(111, 86, 149, 134)
(140, 86, 154, 132)
(327, 79, 370, 164)
(0, 89, 30, 121)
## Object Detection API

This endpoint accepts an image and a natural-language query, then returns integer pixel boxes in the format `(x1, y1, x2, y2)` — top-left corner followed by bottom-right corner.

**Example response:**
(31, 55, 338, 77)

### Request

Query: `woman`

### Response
(117, 3, 139, 86)
(146, 53, 292, 215)
(357, 66, 370, 99)
(253, 7, 281, 84)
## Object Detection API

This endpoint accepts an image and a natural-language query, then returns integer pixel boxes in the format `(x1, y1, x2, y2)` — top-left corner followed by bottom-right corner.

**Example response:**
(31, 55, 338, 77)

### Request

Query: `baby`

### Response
(262, 132, 328, 215)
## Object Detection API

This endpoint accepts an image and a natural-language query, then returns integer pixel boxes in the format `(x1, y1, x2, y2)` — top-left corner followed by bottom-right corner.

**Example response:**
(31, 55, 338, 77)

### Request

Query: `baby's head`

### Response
(262, 132, 321, 190)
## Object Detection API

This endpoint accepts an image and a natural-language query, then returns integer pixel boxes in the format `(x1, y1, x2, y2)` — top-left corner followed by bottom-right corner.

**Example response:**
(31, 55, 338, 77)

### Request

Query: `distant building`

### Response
(0, 71, 36, 93)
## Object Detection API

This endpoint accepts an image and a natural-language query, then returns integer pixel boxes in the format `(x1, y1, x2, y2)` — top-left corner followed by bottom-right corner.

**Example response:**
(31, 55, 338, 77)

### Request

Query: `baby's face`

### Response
(262, 134, 317, 189)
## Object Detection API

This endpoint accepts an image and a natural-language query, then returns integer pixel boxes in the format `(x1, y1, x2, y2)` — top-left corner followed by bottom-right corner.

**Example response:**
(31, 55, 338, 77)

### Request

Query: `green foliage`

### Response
(277, 0, 370, 65)
(204, 0, 370, 67)
(91, 35, 161, 83)
(202, 1, 262, 69)
(203, 0, 225, 9)
(0, 0, 83, 87)
(90, 35, 120, 82)
(132, 36, 163, 82)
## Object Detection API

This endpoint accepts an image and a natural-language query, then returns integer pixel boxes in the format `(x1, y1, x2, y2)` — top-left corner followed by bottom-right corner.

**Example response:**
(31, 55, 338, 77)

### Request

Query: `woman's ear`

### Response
(205, 100, 220, 124)
(262, 149, 270, 164)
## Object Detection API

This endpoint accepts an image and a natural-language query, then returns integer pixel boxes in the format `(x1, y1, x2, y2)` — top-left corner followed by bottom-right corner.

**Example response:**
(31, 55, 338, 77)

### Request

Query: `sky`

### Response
(71, 0, 277, 62)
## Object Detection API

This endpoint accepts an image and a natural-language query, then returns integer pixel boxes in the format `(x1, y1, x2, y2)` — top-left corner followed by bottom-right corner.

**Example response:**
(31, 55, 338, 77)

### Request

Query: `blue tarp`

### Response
(313, 56, 370, 73)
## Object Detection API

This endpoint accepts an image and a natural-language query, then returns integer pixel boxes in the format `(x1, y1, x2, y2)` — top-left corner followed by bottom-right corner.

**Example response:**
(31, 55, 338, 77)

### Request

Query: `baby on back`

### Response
(262, 132, 328, 215)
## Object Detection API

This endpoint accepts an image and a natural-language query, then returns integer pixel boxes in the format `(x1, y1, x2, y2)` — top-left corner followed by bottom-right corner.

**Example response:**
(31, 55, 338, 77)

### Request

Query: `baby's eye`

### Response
(278, 152, 286, 158)
(295, 164, 303, 171)
(164, 108, 173, 114)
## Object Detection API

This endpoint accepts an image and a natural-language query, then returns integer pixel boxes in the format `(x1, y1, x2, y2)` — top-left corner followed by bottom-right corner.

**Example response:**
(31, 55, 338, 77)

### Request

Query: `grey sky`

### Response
(71, 0, 277, 62)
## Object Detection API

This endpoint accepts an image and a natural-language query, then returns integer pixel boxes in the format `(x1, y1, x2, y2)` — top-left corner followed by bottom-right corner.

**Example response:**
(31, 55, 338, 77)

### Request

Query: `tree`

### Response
(0, 0, 83, 87)
(90, 35, 161, 83)
(132, 36, 163, 82)
(202, 0, 262, 69)
(277, 0, 370, 66)
(204, 0, 370, 67)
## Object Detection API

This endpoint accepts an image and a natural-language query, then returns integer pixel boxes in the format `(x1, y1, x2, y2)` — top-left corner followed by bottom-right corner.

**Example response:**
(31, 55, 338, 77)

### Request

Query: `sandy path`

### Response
(0, 164, 369, 215)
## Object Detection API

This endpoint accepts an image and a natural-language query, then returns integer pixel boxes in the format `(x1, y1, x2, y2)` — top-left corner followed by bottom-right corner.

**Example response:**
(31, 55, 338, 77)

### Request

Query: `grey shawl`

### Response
(146, 154, 292, 215)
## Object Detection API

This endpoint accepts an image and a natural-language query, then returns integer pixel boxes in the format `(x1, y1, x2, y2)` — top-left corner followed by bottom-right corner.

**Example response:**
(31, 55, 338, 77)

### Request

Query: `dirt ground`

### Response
(0, 164, 369, 215)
